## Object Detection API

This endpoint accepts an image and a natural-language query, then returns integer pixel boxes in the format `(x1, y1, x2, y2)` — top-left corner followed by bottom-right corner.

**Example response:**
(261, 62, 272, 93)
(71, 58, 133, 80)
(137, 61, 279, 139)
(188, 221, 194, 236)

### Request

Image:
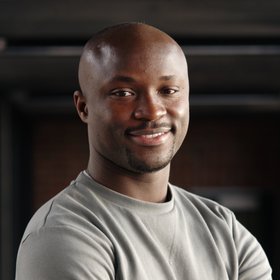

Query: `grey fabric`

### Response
(16, 172, 272, 279)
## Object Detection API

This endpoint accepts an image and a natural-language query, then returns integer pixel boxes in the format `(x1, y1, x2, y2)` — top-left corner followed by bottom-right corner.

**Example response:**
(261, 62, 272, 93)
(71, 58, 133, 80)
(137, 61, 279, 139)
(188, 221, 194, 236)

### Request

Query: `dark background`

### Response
(0, 1, 280, 279)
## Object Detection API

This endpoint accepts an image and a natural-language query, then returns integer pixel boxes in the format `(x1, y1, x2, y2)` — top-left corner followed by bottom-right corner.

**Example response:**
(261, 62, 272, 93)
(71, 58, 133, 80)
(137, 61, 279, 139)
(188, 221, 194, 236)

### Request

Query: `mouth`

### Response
(126, 127, 172, 146)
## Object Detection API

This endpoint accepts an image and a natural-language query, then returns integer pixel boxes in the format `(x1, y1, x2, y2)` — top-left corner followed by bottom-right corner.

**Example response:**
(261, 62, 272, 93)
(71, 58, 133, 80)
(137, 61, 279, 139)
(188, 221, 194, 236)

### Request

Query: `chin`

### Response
(125, 149, 173, 174)
(130, 161, 170, 174)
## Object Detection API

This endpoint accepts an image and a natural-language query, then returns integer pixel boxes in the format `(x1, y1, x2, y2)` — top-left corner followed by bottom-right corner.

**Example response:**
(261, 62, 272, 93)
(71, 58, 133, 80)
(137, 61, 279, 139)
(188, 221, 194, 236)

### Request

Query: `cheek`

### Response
(89, 104, 130, 142)
(90, 99, 131, 124)
(170, 97, 189, 142)
(171, 96, 189, 123)
(104, 102, 134, 130)
(178, 101, 189, 118)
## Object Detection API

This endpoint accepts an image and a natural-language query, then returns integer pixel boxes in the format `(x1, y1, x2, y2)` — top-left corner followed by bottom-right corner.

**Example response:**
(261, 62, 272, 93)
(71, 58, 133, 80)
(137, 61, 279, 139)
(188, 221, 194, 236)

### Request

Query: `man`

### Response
(16, 22, 272, 279)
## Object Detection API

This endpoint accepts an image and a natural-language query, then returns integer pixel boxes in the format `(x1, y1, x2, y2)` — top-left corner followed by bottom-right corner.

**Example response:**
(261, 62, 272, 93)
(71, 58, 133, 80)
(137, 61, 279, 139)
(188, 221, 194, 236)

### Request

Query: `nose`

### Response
(133, 92, 167, 121)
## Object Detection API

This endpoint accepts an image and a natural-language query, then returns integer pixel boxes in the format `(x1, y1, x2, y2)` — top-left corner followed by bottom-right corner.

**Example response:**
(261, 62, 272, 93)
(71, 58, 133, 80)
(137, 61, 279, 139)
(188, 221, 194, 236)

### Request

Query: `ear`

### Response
(73, 90, 88, 123)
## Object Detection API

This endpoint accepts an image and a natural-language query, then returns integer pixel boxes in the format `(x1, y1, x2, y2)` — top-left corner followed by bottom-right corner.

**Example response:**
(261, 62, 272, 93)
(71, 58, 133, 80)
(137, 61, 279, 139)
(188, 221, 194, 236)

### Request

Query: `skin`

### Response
(74, 23, 189, 203)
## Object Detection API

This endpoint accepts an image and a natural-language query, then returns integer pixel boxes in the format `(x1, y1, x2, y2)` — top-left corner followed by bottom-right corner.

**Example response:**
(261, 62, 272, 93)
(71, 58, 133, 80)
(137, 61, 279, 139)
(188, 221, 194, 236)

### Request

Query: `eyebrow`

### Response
(159, 75, 175, 81)
(111, 75, 176, 83)
(111, 75, 137, 83)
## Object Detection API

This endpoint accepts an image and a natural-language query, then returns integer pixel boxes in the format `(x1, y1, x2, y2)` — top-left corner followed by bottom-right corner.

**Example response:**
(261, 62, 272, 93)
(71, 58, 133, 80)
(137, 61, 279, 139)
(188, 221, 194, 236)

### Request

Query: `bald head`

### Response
(84, 22, 180, 51)
(78, 23, 187, 95)
(74, 22, 190, 176)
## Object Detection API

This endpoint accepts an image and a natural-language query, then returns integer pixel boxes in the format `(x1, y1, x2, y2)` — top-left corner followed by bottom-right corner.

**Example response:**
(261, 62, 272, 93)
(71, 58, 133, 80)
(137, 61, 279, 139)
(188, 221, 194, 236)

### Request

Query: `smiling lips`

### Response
(127, 127, 172, 146)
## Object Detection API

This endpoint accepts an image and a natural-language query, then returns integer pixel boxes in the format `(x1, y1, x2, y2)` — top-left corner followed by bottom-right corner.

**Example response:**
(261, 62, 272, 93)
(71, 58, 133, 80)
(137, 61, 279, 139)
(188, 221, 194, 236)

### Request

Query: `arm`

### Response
(15, 226, 115, 280)
(232, 215, 272, 280)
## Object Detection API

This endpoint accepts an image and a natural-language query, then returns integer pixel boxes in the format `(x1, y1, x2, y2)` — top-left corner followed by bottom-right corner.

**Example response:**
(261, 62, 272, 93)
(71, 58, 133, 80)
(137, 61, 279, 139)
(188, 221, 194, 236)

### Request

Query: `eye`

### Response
(110, 89, 135, 98)
(160, 87, 179, 95)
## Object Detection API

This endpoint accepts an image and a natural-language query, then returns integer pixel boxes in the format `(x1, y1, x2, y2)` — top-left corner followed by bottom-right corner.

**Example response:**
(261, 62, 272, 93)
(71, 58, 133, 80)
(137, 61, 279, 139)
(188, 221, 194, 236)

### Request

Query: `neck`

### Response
(87, 155, 170, 203)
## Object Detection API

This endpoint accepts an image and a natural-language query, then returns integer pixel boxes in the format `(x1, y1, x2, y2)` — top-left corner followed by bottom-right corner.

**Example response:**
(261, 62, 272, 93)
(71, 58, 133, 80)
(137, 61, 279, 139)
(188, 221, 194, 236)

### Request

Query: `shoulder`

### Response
(20, 172, 118, 256)
(22, 173, 106, 240)
(171, 184, 233, 223)
(19, 177, 113, 245)
(21, 181, 78, 240)
(16, 175, 115, 279)
(170, 184, 272, 278)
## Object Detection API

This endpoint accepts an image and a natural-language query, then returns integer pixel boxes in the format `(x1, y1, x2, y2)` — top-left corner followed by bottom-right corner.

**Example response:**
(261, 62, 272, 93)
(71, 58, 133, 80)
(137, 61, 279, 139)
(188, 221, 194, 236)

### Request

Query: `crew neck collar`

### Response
(76, 171, 175, 215)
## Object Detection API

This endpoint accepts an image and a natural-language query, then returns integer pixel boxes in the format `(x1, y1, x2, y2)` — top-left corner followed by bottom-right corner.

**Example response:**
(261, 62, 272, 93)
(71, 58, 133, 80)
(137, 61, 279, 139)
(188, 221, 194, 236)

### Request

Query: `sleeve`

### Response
(231, 214, 273, 280)
(15, 226, 115, 280)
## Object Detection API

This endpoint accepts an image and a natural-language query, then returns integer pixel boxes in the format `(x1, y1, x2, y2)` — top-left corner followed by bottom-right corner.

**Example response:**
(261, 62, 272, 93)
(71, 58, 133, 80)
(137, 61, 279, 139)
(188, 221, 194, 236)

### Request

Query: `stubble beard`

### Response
(125, 142, 175, 174)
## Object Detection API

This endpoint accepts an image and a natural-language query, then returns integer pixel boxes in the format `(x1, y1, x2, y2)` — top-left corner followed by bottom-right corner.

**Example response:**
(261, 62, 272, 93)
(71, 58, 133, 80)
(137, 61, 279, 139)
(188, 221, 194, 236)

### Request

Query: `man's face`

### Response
(82, 40, 189, 174)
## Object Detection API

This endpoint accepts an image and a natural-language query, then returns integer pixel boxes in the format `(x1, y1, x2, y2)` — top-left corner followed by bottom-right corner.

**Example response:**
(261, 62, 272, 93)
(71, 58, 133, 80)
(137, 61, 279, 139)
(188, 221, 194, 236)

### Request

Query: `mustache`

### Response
(126, 121, 172, 134)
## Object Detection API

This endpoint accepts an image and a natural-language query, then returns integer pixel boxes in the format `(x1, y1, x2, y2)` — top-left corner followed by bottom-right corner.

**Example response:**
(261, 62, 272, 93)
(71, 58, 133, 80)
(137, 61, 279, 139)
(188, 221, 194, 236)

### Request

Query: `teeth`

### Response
(142, 132, 164, 138)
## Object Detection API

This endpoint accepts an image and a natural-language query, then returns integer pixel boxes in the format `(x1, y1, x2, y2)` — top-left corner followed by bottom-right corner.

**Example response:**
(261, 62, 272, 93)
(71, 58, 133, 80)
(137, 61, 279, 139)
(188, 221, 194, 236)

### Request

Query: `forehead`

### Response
(116, 42, 181, 65)
(79, 25, 188, 89)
